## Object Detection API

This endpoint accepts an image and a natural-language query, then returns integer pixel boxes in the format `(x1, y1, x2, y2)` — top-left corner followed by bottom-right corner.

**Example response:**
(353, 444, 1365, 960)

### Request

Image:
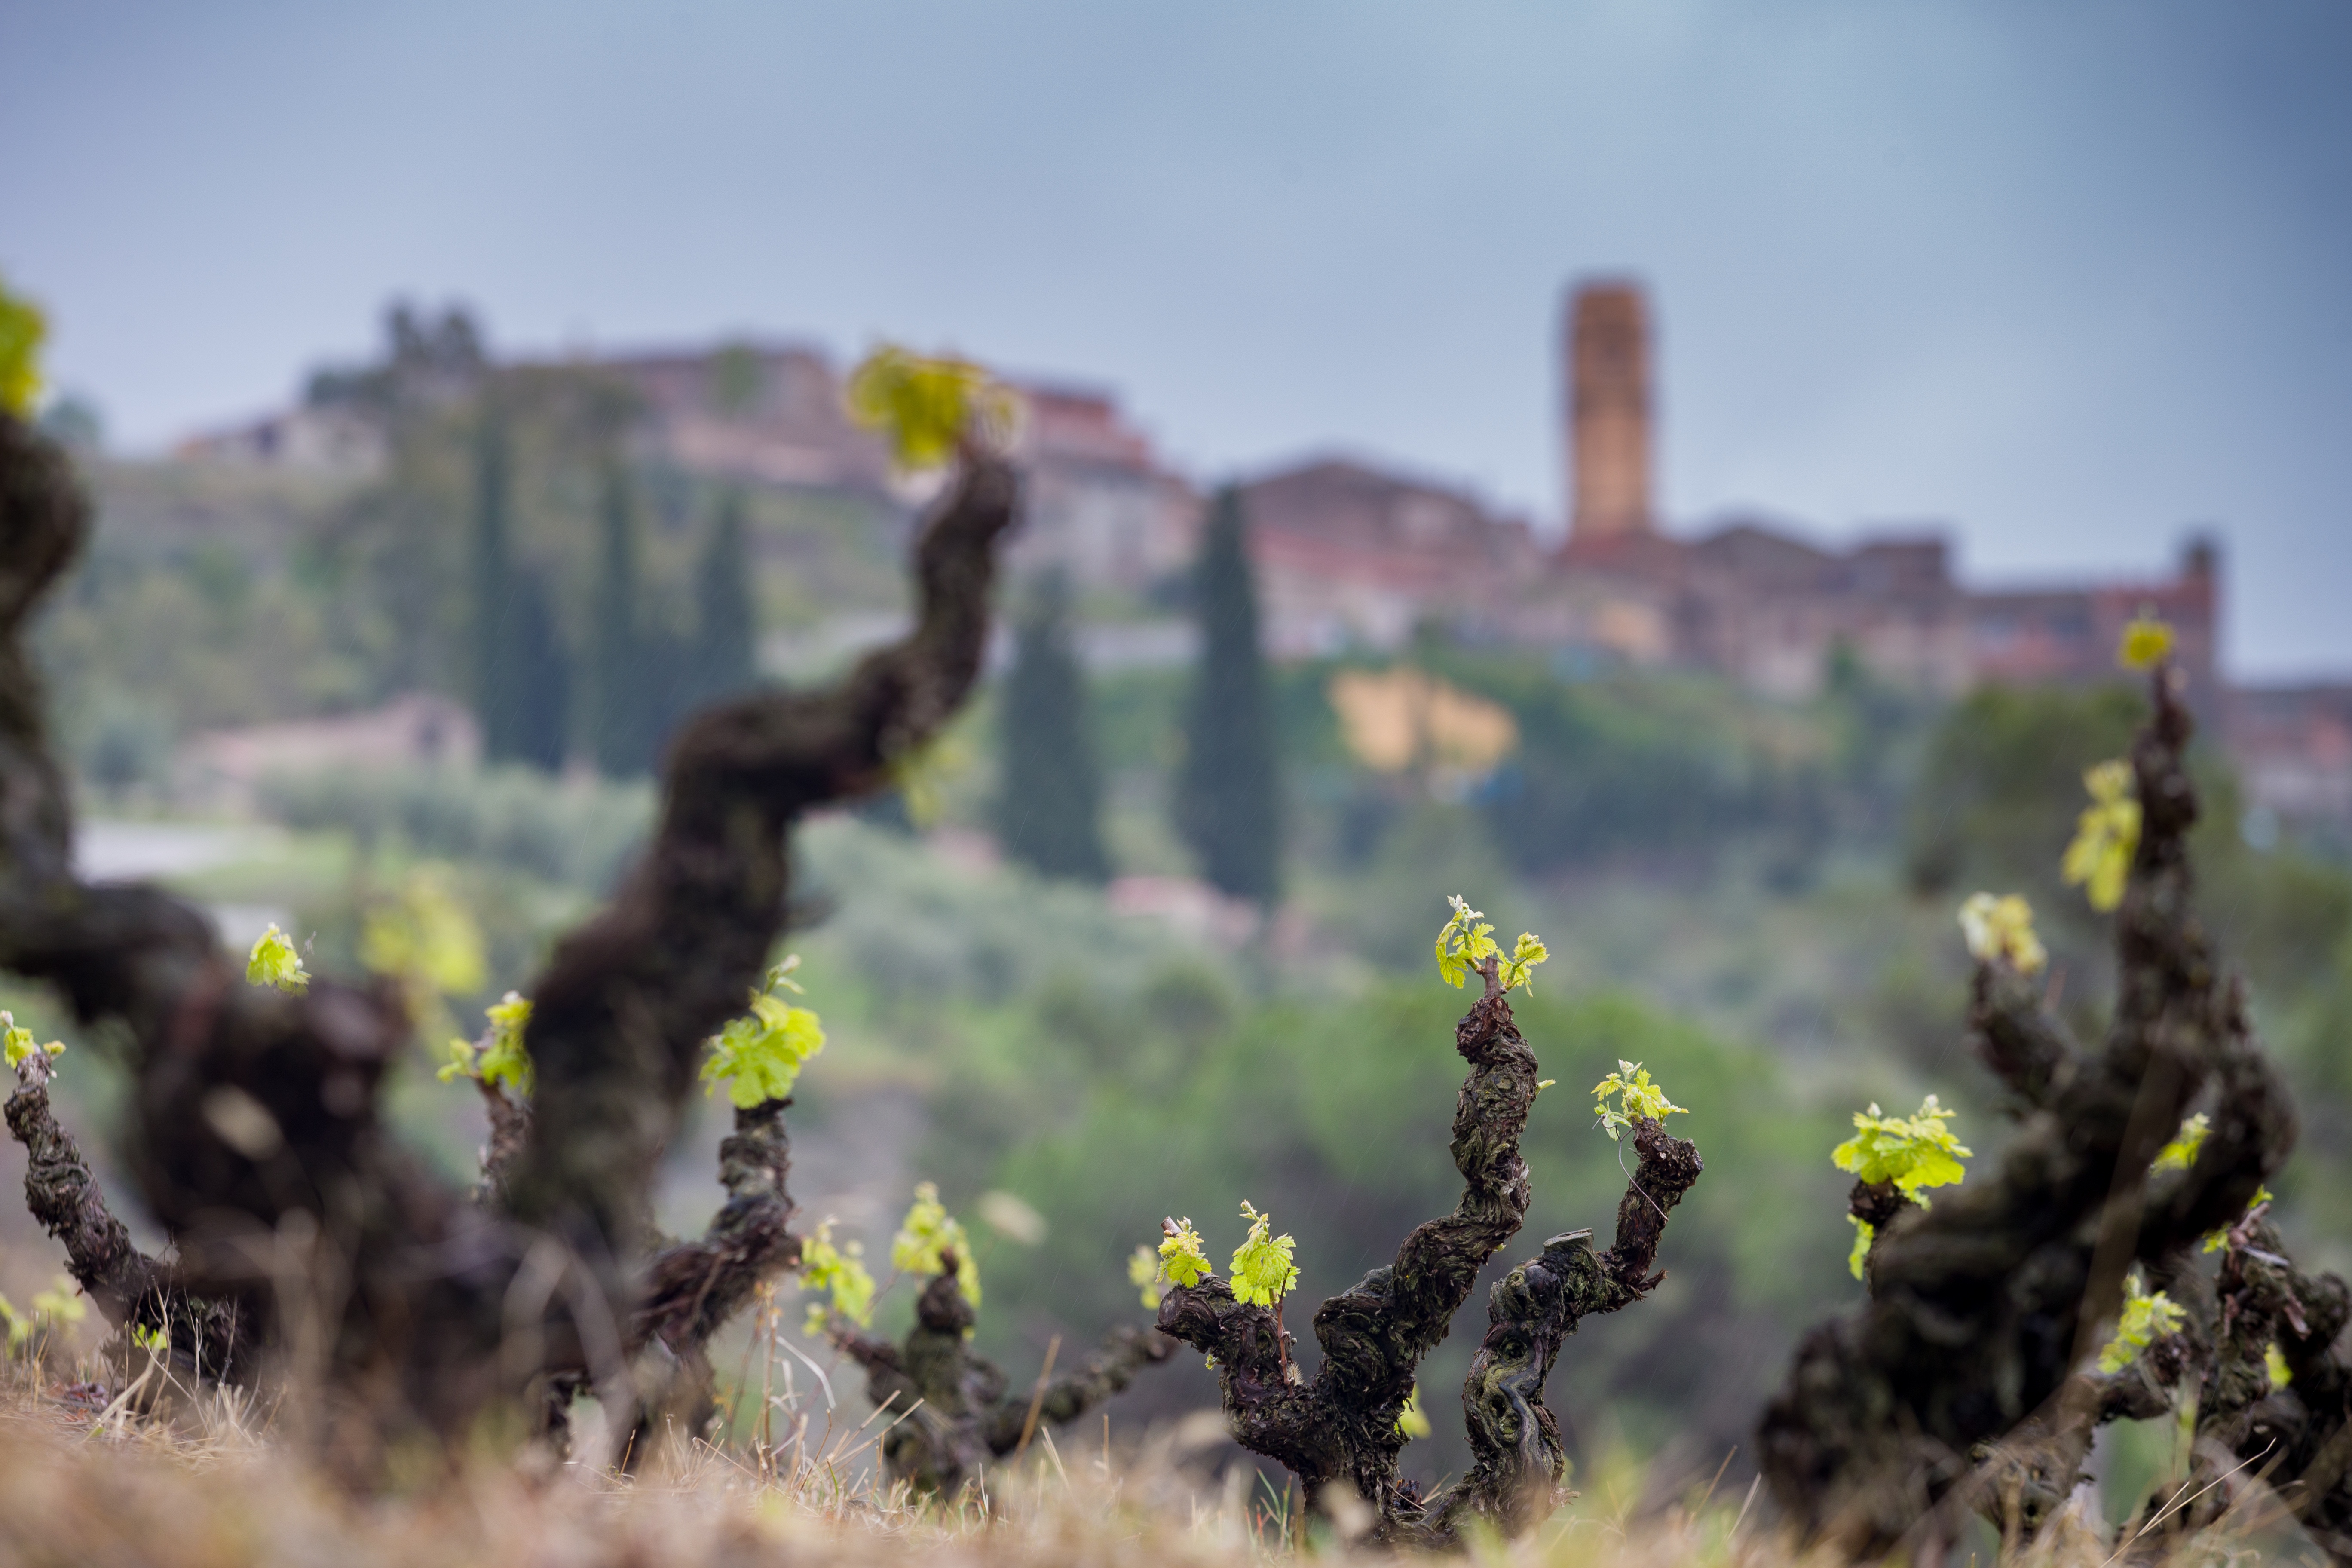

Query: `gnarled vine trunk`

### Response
(1153, 959, 1703, 1547)
(1758, 663, 2306, 1556)
(831, 1250, 1175, 1497)
(0, 407, 1017, 1466)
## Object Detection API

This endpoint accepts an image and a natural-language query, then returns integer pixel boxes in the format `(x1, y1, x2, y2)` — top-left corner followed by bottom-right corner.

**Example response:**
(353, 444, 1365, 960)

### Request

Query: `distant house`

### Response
(1237, 458, 1541, 657)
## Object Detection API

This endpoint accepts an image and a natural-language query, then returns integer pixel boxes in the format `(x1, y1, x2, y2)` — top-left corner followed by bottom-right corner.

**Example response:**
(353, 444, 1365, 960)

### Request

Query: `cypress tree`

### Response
(469, 403, 527, 762)
(995, 576, 1111, 883)
(508, 568, 571, 771)
(1176, 486, 1282, 904)
(688, 488, 760, 708)
(588, 458, 648, 776)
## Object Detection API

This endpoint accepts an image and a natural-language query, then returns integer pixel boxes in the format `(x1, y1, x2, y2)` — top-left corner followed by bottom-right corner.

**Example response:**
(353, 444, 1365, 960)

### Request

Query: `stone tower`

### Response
(1565, 280, 1653, 541)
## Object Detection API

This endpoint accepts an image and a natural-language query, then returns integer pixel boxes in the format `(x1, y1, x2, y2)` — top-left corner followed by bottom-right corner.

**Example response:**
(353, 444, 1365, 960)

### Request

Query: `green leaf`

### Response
(1957, 892, 2047, 974)
(245, 924, 310, 994)
(1229, 1200, 1299, 1308)
(1128, 1245, 1166, 1310)
(1396, 1384, 1432, 1440)
(2266, 1341, 2293, 1389)
(700, 958, 826, 1109)
(2119, 616, 2174, 671)
(844, 345, 1015, 470)
(1847, 1215, 1874, 1281)
(2062, 760, 2141, 914)
(893, 1181, 980, 1307)
(2153, 1112, 2209, 1174)
(2098, 1272, 2186, 1373)
(1158, 1217, 1211, 1290)
(800, 1220, 877, 1328)
(1831, 1095, 1971, 1201)
(1, 1010, 62, 1072)
(359, 864, 486, 998)
(1590, 1060, 1690, 1142)
(0, 273, 45, 419)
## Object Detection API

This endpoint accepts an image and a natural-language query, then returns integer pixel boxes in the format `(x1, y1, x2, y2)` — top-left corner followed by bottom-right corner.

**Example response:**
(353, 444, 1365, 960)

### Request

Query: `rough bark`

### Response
(6, 1048, 253, 1379)
(1154, 959, 1702, 1546)
(832, 1250, 1175, 1496)
(0, 407, 1017, 1455)
(1758, 664, 2297, 1555)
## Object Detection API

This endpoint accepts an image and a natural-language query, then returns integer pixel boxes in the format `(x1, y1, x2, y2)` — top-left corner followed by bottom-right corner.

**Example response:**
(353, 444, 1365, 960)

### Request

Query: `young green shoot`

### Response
(700, 956, 825, 1110)
(1, 1010, 62, 1073)
(2098, 1271, 2187, 1374)
(1834, 1096, 1971, 1279)
(1396, 1384, 1432, 1440)
(1590, 1060, 1689, 1142)
(844, 344, 1017, 470)
(799, 1219, 878, 1336)
(893, 1181, 981, 1308)
(1229, 1200, 1300, 1309)
(1157, 1217, 1212, 1289)
(0, 271, 45, 418)
(438, 991, 535, 1097)
(2153, 1112, 2209, 1173)
(245, 923, 309, 994)
(1435, 894, 1548, 993)
(2119, 615, 2175, 671)
(1958, 892, 2047, 974)
(2062, 760, 2141, 913)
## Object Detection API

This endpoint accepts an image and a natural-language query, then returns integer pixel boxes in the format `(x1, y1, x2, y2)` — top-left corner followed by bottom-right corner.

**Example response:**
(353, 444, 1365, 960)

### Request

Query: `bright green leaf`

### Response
(1832, 1096, 1971, 1202)
(245, 924, 310, 994)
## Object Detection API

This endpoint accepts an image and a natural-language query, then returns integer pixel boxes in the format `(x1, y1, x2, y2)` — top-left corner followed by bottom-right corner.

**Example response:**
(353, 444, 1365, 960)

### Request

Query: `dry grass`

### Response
(0, 1351, 2329, 1568)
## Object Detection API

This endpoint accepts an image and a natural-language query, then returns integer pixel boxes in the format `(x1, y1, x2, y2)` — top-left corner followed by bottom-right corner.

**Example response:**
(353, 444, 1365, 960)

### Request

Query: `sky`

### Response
(4, 1, 2348, 677)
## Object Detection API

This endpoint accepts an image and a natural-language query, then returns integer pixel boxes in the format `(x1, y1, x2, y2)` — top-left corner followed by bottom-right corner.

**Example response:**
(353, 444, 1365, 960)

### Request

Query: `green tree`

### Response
(469, 403, 528, 763)
(587, 458, 648, 776)
(507, 568, 571, 771)
(995, 576, 1110, 883)
(1176, 487, 1281, 903)
(687, 488, 759, 708)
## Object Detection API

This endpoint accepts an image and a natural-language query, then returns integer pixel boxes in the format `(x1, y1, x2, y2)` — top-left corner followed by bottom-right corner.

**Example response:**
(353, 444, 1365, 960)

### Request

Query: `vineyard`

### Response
(2, 298, 2349, 1568)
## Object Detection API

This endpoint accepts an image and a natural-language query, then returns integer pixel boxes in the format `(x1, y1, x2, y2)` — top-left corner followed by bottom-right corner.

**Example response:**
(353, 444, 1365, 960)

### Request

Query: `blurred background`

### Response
(3, 0, 2350, 1517)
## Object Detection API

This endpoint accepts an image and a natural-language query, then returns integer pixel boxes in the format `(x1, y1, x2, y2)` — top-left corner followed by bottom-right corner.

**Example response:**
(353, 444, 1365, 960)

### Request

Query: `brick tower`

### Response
(1566, 280, 1653, 541)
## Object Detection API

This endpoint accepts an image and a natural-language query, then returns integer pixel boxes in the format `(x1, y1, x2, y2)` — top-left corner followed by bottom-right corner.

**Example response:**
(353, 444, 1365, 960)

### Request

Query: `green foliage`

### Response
(588, 459, 654, 777)
(0, 273, 44, 418)
(1590, 1059, 1688, 1142)
(1128, 1245, 1167, 1309)
(2119, 616, 2174, 671)
(1, 1010, 62, 1072)
(1957, 892, 2047, 974)
(1396, 1384, 1432, 1440)
(2098, 1272, 2187, 1374)
(245, 923, 310, 994)
(2267, 1341, 2293, 1389)
(844, 345, 1014, 470)
(995, 577, 1112, 884)
(0, 1275, 84, 1358)
(470, 406, 571, 772)
(1847, 1216, 1874, 1281)
(1905, 683, 2144, 906)
(2153, 1113, 2209, 1174)
(1157, 1217, 1211, 1291)
(1832, 1096, 1971, 1203)
(700, 957, 825, 1109)
(439, 990, 534, 1096)
(893, 1181, 981, 1307)
(1176, 486, 1283, 905)
(360, 863, 488, 999)
(2062, 760, 2141, 913)
(799, 1219, 878, 1335)
(687, 489, 760, 710)
(1228, 1200, 1300, 1308)
(1434, 894, 1548, 993)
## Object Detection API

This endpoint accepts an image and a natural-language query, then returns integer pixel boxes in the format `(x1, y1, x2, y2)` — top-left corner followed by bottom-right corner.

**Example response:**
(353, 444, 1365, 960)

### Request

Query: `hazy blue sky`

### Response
(5, 1, 2347, 675)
